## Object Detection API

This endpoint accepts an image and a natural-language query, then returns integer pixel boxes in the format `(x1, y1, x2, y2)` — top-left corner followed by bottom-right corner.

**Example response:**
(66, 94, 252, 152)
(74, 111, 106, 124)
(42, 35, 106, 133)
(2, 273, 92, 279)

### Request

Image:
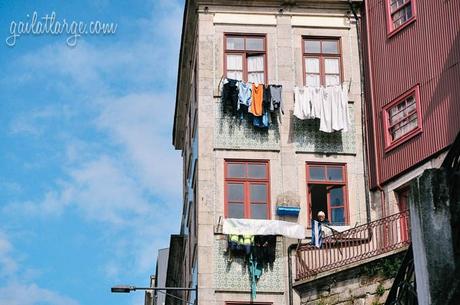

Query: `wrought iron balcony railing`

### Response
(296, 211, 411, 281)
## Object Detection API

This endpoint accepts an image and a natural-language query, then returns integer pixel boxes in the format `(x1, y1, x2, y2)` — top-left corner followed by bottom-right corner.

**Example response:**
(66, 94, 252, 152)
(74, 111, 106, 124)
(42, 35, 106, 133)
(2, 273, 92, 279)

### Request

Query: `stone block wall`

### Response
(295, 253, 405, 305)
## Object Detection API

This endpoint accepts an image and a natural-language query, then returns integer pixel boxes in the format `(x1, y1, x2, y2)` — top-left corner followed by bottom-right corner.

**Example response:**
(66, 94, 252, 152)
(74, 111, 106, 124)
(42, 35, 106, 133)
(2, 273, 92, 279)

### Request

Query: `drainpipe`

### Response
(348, 0, 372, 223)
(287, 243, 297, 305)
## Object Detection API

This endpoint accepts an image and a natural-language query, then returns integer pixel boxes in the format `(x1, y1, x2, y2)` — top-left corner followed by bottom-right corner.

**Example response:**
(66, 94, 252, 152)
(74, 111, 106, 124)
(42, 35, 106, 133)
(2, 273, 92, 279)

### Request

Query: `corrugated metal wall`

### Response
(364, 0, 460, 187)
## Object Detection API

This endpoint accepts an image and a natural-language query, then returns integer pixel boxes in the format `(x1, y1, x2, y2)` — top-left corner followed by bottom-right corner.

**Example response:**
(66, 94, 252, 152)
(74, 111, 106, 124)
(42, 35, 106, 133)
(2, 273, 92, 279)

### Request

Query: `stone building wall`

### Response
(192, 2, 366, 305)
(295, 253, 405, 305)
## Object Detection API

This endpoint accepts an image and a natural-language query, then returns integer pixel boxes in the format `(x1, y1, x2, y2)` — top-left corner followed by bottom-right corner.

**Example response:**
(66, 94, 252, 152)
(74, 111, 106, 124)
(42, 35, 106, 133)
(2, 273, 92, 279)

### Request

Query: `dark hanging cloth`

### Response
(221, 79, 239, 114)
(253, 235, 276, 266)
(263, 85, 271, 113)
(269, 84, 283, 114)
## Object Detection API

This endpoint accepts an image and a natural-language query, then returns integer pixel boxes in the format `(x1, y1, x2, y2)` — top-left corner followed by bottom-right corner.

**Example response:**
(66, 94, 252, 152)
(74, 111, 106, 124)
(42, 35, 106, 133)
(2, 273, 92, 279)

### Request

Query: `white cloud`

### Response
(1, 1, 184, 303)
(96, 93, 181, 200)
(0, 231, 18, 278)
(8, 105, 74, 136)
(0, 283, 79, 305)
(0, 231, 78, 305)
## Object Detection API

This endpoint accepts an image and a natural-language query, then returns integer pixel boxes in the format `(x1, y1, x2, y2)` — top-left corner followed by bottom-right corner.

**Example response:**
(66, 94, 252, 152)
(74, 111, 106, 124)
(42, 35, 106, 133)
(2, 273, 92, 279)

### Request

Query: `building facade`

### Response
(363, 0, 460, 219)
(362, 1, 460, 304)
(172, 1, 369, 304)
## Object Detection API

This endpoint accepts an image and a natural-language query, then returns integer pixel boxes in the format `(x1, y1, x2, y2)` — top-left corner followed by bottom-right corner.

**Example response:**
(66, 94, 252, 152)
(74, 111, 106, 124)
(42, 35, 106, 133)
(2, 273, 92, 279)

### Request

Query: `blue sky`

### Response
(0, 1, 184, 304)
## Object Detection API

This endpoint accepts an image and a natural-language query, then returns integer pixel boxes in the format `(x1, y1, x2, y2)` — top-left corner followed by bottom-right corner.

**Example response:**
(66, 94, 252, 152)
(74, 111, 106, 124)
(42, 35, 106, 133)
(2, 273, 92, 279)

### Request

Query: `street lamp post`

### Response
(111, 285, 197, 293)
(111, 285, 198, 305)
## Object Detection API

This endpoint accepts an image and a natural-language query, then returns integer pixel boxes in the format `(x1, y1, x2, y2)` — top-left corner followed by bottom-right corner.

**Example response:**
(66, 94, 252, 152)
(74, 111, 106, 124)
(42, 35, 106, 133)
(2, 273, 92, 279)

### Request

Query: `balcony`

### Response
(295, 211, 410, 282)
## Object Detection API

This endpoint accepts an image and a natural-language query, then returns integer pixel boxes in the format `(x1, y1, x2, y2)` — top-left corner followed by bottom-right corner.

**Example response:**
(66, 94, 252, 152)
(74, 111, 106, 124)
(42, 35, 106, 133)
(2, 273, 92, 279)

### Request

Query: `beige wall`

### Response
(192, 4, 366, 305)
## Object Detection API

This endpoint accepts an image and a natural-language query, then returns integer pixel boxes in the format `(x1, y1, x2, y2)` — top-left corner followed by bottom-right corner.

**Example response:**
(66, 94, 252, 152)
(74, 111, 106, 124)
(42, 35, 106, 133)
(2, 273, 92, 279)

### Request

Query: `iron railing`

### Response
(296, 211, 411, 281)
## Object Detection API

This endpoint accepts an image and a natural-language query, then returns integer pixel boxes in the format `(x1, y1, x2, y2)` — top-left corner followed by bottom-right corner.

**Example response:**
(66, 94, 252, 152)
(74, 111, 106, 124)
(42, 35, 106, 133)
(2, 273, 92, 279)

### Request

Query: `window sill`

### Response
(387, 16, 416, 39)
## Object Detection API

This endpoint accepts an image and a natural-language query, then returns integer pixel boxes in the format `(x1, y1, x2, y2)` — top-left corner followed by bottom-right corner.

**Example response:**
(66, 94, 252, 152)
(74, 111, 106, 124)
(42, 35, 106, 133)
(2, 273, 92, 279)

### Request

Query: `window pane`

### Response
(306, 74, 320, 87)
(228, 203, 244, 218)
(325, 75, 340, 86)
(406, 96, 416, 113)
(392, 5, 412, 28)
(226, 37, 244, 50)
(330, 187, 344, 207)
(251, 203, 267, 219)
(227, 71, 243, 80)
(305, 58, 320, 73)
(305, 40, 321, 53)
(248, 55, 264, 72)
(389, 102, 404, 124)
(309, 166, 325, 180)
(227, 163, 245, 178)
(250, 184, 267, 202)
(322, 41, 338, 54)
(248, 73, 264, 84)
(248, 164, 266, 178)
(331, 208, 345, 225)
(226, 54, 242, 70)
(246, 38, 264, 51)
(228, 183, 244, 201)
(390, 0, 408, 13)
(324, 58, 339, 74)
(248, 55, 265, 83)
(327, 167, 343, 181)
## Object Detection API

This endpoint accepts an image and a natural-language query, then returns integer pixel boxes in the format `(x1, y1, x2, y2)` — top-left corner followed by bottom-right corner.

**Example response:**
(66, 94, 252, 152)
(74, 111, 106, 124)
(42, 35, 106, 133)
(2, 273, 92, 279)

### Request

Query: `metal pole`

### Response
(111, 286, 197, 293)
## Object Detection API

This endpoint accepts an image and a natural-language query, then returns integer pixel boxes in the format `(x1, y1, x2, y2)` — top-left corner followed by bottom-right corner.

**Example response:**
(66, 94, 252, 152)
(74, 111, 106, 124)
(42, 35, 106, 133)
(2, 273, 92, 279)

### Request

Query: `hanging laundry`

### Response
(293, 84, 350, 133)
(248, 253, 263, 299)
(221, 78, 239, 114)
(250, 83, 264, 116)
(269, 85, 283, 114)
(311, 220, 323, 248)
(238, 81, 252, 111)
(253, 235, 276, 265)
(294, 86, 312, 119)
(253, 111, 270, 128)
(319, 86, 334, 133)
(263, 85, 271, 113)
(341, 84, 351, 132)
(225, 234, 277, 300)
(310, 86, 323, 119)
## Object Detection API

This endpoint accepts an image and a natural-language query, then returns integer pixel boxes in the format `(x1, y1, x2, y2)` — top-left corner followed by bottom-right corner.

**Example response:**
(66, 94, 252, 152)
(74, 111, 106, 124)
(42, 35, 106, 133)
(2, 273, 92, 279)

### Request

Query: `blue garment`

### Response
(253, 111, 269, 128)
(238, 82, 252, 110)
(311, 220, 323, 248)
(248, 253, 263, 300)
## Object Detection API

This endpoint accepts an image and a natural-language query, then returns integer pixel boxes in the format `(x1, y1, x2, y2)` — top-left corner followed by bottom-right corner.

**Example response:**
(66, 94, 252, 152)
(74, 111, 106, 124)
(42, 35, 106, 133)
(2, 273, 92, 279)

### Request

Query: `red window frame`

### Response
(224, 160, 271, 219)
(306, 162, 349, 226)
(302, 37, 343, 87)
(382, 84, 422, 152)
(224, 34, 267, 83)
(385, 0, 417, 38)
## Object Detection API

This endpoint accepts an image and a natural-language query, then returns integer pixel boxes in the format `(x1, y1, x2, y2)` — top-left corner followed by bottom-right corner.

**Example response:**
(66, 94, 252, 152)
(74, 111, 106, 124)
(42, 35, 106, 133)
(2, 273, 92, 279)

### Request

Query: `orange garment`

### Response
(250, 84, 263, 116)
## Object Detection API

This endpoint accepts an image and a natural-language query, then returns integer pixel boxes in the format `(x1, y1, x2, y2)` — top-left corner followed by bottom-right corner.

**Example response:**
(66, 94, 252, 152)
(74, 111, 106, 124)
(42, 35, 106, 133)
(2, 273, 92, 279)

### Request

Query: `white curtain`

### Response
(306, 74, 320, 87)
(247, 55, 264, 84)
(305, 58, 320, 87)
(226, 54, 243, 80)
(305, 58, 320, 73)
(325, 58, 340, 86)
